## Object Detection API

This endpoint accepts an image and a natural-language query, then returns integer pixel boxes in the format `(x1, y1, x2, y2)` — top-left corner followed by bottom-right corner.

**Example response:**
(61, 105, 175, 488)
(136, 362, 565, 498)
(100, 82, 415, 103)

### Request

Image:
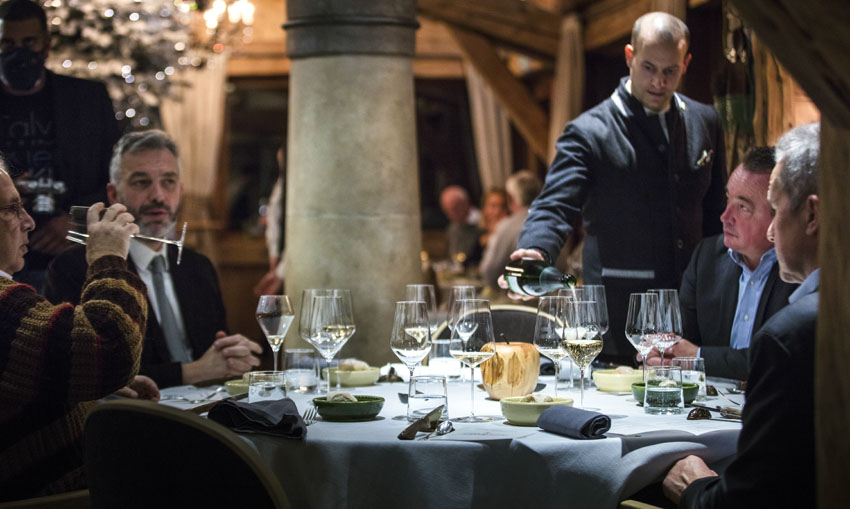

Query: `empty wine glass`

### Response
(390, 301, 432, 421)
(648, 289, 683, 363)
(301, 290, 356, 395)
(446, 285, 476, 332)
(564, 300, 603, 408)
(449, 298, 495, 423)
(255, 295, 295, 371)
(534, 296, 569, 398)
(624, 293, 659, 376)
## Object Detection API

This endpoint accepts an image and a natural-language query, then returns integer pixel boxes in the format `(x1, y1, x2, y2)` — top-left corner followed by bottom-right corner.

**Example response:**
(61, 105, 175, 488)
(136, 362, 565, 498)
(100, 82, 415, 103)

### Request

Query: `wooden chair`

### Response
(83, 399, 290, 509)
(0, 489, 90, 509)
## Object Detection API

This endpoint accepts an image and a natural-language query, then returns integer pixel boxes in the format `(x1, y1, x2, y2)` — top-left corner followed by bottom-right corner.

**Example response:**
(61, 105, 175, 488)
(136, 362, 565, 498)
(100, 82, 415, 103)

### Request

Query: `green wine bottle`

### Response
(504, 258, 577, 296)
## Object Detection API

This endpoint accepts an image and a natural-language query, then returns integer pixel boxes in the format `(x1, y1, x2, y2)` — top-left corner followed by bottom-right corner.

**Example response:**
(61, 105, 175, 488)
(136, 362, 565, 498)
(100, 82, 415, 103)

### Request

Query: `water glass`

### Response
(407, 375, 449, 421)
(284, 348, 319, 393)
(248, 371, 287, 403)
(671, 357, 706, 401)
(644, 366, 684, 415)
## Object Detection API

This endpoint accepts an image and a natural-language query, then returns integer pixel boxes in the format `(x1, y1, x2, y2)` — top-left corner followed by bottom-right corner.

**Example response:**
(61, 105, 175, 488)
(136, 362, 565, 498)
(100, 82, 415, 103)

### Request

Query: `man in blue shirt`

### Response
(645, 147, 796, 380)
(663, 122, 821, 507)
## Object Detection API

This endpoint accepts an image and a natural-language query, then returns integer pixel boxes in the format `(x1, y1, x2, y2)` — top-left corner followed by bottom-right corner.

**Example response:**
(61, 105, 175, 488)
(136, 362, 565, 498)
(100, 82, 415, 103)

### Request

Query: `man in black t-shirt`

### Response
(0, 0, 118, 290)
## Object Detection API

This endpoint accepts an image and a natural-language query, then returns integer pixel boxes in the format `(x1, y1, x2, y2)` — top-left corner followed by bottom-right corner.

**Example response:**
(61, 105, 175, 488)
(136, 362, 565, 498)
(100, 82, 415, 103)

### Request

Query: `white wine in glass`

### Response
(449, 298, 495, 423)
(390, 300, 432, 421)
(256, 295, 295, 372)
(300, 290, 356, 395)
(534, 296, 570, 398)
(564, 300, 603, 408)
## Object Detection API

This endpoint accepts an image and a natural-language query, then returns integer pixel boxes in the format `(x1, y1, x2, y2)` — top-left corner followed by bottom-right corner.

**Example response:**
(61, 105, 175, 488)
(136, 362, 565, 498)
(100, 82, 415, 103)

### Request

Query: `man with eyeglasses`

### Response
(0, 0, 119, 291)
(0, 159, 157, 501)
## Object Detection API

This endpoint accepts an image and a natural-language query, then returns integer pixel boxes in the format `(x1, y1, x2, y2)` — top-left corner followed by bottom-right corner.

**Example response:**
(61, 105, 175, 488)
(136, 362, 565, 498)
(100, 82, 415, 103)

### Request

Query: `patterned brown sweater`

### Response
(0, 255, 147, 501)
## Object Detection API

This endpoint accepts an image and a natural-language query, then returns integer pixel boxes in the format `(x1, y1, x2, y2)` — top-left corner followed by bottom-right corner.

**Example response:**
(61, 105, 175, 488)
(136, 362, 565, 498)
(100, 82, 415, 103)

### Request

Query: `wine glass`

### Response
(390, 301, 432, 420)
(534, 296, 569, 398)
(299, 289, 331, 378)
(445, 285, 476, 331)
(564, 299, 603, 408)
(448, 298, 495, 423)
(302, 290, 356, 395)
(624, 293, 659, 377)
(255, 295, 295, 371)
(648, 289, 683, 363)
(404, 284, 439, 339)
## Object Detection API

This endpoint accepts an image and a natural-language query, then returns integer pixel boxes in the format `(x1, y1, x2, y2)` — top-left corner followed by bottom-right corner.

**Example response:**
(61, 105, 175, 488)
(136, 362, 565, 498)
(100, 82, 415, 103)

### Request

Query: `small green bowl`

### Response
(631, 382, 699, 405)
(312, 395, 384, 422)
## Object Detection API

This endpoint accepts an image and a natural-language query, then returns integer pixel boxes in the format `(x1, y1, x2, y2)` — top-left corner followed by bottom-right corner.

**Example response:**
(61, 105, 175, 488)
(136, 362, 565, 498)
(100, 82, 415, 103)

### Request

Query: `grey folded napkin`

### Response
(537, 405, 610, 440)
(208, 398, 307, 439)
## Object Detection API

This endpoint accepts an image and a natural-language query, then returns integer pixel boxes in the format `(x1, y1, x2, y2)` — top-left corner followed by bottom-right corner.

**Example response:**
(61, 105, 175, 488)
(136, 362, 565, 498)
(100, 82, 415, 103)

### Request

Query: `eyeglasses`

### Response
(0, 202, 24, 220)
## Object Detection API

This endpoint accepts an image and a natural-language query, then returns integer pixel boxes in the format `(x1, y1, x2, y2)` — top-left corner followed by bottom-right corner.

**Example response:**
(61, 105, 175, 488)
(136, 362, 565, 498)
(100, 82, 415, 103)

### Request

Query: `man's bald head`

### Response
(631, 11, 690, 53)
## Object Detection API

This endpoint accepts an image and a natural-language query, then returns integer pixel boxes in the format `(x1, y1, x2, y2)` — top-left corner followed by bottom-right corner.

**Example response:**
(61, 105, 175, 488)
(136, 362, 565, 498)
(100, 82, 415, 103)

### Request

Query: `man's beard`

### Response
(125, 200, 177, 238)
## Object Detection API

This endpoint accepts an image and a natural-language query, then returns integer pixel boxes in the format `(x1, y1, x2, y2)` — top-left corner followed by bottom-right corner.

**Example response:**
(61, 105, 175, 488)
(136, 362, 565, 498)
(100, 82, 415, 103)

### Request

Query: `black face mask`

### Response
(0, 46, 45, 91)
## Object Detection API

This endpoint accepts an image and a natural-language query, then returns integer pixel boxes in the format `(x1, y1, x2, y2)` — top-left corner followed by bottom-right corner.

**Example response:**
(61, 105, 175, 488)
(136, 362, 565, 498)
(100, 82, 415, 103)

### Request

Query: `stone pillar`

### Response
(283, 0, 422, 364)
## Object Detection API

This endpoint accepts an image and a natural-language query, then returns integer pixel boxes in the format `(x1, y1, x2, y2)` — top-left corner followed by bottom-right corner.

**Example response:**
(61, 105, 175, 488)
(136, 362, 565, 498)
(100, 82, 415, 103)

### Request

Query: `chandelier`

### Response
(43, 0, 254, 130)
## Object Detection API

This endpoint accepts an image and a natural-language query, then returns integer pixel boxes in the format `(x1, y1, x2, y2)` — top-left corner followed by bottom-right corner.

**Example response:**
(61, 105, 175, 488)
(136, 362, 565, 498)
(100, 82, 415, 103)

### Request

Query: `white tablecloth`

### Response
(160, 376, 742, 509)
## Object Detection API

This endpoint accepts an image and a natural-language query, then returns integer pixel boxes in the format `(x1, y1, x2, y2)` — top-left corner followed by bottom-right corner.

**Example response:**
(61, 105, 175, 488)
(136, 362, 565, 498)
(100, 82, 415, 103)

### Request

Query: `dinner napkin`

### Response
(536, 405, 610, 440)
(208, 398, 306, 439)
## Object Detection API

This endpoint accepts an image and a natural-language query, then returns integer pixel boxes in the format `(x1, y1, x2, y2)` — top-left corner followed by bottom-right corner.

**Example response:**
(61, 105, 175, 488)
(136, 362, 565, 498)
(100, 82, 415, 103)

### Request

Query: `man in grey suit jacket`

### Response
(663, 122, 821, 508)
(645, 147, 796, 380)
(45, 130, 262, 388)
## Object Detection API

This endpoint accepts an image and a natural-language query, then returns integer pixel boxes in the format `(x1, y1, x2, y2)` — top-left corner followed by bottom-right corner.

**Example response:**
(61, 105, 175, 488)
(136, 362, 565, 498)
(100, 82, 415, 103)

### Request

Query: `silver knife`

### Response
(398, 405, 445, 440)
(188, 392, 247, 415)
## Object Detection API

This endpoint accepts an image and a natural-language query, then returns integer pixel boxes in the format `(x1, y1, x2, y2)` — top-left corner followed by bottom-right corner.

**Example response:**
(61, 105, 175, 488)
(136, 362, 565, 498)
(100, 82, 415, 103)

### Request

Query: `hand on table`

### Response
(643, 337, 697, 366)
(183, 332, 262, 384)
(497, 248, 544, 300)
(662, 455, 718, 504)
(115, 375, 160, 401)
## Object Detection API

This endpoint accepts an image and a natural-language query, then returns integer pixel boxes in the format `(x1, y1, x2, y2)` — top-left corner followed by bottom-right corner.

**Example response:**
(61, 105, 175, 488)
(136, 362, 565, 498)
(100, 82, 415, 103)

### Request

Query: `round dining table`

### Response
(160, 374, 742, 509)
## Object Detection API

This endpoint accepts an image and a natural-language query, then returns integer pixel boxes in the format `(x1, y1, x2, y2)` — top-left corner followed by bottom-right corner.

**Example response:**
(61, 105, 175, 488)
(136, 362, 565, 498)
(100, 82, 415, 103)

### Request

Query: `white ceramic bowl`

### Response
(500, 396, 574, 426)
(323, 366, 380, 387)
(592, 368, 644, 392)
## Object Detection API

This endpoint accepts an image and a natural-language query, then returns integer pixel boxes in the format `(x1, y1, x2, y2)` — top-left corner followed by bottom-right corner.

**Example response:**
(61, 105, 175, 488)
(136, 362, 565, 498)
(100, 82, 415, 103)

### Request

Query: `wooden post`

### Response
(548, 14, 584, 162)
(816, 118, 850, 509)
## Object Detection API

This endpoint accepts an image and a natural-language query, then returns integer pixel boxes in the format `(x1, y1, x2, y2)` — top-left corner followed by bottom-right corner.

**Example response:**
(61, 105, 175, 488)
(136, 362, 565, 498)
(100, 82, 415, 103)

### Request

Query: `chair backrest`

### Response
(432, 303, 538, 343)
(83, 400, 290, 509)
(0, 489, 90, 509)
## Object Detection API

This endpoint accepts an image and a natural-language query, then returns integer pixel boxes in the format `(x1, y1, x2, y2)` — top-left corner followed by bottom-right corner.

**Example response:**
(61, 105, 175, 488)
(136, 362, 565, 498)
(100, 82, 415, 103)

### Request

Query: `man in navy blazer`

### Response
(645, 147, 797, 380)
(663, 123, 821, 507)
(45, 130, 262, 388)
(501, 12, 726, 364)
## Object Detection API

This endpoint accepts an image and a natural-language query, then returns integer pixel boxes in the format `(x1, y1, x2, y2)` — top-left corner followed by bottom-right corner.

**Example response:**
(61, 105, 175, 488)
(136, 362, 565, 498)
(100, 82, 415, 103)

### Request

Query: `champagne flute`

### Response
(564, 300, 603, 408)
(255, 295, 295, 371)
(390, 301, 432, 421)
(648, 289, 683, 363)
(449, 298, 495, 423)
(624, 293, 659, 377)
(534, 296, 570, 398)
(302, 291, 356, 395)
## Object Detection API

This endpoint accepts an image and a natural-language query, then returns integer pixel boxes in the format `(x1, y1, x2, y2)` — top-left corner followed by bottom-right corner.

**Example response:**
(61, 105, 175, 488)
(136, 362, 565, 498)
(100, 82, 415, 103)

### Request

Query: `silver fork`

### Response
(302, 405, 317, 425)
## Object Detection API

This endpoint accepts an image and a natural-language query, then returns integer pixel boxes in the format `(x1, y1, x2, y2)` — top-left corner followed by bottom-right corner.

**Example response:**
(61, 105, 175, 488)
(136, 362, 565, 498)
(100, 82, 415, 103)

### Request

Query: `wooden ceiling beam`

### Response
(448, 26, 550, 162)
(417, 0, 560, 58)
(583, 0, 650, 50)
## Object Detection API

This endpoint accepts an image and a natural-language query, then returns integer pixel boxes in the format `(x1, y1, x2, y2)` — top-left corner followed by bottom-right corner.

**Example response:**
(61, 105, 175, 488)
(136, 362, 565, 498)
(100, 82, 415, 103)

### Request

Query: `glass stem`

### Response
(469, 366, 475, 418)
(553, 361, 559, 398)
(407, 367, 415, 419)
(580, 368, 585, 407)
(272, 349, 278, 372)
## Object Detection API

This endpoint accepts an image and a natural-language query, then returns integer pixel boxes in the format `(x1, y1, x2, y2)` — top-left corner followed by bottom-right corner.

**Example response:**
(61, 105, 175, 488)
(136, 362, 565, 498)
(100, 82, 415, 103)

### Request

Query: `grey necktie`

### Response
(148, 255, 192, 363)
